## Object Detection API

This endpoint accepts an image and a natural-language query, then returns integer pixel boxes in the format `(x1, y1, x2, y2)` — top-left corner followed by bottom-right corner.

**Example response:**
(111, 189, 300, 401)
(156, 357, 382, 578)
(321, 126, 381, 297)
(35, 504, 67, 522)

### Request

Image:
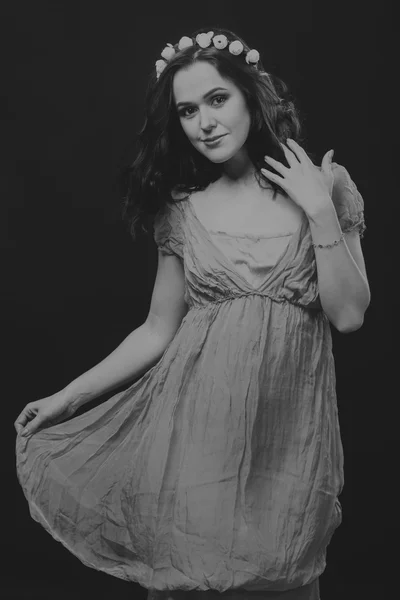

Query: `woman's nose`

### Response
(199, 109, 216, 130)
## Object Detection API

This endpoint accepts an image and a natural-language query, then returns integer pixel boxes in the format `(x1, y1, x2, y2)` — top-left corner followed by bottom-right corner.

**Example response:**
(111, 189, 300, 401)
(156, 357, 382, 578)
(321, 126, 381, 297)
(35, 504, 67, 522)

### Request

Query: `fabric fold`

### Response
(16, 162, 364, 595)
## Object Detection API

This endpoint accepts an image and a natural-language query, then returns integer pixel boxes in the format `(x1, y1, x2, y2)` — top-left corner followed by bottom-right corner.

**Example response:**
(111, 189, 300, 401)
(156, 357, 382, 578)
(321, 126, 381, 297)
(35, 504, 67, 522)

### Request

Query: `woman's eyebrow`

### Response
(176, 87, 228, 109)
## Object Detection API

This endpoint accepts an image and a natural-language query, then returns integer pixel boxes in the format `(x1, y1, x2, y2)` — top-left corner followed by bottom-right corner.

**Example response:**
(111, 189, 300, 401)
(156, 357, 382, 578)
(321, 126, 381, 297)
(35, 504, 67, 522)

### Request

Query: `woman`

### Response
(15, 27, 370, 600)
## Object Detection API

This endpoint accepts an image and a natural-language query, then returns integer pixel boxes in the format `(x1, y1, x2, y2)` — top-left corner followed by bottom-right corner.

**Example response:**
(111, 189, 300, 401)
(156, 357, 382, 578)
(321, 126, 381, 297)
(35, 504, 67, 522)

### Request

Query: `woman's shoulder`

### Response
(170, 186, 192, 202)
(155, 187, 190, 225)
(329, 162, 366, 236)
(330, 161, 363, 201)
(154, 188, 188, 221)
(331, 161, 353, 187)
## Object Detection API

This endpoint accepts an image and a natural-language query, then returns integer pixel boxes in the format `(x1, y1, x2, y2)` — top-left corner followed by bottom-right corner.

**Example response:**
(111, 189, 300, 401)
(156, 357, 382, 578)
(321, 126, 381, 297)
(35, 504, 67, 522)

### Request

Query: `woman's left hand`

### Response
(261, 139, 335, 218)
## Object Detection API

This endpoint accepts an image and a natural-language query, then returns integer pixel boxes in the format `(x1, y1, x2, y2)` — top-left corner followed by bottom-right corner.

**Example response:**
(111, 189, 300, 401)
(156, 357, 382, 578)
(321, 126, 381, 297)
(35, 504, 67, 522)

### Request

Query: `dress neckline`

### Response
(184, 196, 309, 293)
(186, 193, 307, 241)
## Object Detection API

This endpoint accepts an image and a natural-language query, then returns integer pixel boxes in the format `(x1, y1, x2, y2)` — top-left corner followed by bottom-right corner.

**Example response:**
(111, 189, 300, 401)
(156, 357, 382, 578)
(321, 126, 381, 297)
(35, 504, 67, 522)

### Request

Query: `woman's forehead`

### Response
(173, 62, 233, 104)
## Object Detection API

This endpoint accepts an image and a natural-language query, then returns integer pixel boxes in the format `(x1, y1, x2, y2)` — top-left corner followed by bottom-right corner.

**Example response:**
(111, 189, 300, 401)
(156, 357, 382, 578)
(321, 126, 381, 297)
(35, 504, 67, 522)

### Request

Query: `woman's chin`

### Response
(201, 149, 233, 164)
(207, 156, 229, 164)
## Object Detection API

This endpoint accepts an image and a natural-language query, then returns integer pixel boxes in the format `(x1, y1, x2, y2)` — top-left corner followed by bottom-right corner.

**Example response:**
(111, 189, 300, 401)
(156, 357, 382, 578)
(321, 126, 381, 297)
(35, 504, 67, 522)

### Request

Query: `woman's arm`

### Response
(308, 205, 371, 332)
(63, 323, 174, 409)
(65, 250, 188, 409)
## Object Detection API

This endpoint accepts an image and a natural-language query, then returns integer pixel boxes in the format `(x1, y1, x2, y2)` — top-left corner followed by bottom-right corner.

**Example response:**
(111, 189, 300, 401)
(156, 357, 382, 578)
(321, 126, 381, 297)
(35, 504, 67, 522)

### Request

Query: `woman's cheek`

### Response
(182, 121, 196, 141)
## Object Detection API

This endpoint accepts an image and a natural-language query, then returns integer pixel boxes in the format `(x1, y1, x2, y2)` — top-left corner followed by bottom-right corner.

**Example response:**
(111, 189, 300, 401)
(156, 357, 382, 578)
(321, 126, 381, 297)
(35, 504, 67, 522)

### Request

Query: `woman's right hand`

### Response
(14, 391, 78, 437)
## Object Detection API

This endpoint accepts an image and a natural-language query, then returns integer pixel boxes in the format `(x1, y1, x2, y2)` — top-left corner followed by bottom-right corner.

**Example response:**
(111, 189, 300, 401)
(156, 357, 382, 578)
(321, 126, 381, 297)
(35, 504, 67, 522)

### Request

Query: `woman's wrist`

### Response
(60, 384, 94, 410)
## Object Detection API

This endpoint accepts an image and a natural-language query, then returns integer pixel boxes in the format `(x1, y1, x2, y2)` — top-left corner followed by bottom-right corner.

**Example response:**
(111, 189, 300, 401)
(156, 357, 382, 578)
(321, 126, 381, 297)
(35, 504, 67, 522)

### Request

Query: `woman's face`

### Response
(172, 62, 251, 165)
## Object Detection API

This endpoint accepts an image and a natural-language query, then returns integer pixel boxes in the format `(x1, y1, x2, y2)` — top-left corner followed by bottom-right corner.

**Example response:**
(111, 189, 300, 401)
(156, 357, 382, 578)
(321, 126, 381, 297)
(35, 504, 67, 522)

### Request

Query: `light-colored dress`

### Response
(15, 163, 366, 600)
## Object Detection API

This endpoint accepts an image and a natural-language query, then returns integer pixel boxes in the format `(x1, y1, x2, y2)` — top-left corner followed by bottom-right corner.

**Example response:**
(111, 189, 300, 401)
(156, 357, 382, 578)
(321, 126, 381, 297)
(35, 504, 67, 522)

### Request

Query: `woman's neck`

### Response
(220, 146, 257, 189)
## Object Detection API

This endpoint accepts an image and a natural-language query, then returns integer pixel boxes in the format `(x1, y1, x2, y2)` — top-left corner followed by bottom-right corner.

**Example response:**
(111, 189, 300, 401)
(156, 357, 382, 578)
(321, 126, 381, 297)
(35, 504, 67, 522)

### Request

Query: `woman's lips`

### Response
(203, 134, 227, 146)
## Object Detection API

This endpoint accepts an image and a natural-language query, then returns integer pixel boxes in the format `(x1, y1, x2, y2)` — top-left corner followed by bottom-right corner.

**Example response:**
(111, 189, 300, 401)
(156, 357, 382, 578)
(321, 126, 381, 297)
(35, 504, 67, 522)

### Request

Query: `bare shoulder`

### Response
(170, 187, 191, 202)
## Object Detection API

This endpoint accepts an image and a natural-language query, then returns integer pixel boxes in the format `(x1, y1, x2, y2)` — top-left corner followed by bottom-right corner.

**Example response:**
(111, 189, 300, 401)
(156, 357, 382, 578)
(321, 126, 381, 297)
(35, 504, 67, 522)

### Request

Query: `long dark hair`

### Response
(120, 27, 309, 241)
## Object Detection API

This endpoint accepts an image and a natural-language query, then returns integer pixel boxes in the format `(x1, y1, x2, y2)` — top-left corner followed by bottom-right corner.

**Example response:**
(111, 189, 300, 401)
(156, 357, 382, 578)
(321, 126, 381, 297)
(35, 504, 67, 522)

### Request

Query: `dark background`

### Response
(2, 0, 393, 598)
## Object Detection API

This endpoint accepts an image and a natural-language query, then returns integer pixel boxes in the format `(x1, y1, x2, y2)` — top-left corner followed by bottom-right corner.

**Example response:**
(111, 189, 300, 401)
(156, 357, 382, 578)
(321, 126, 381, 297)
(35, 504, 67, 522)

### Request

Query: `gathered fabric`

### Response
(16, 163, 365, 598)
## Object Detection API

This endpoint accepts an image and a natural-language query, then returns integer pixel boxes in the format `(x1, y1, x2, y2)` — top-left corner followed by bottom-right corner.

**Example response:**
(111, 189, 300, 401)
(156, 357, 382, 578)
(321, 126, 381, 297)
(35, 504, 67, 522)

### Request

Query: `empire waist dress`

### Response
(15, 163, 366, 599)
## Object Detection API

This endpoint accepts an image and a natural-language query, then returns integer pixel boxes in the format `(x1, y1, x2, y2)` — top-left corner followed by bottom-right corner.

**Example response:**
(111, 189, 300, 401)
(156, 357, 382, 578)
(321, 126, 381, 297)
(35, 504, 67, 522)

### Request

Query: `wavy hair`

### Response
(119, 27, 311, 241)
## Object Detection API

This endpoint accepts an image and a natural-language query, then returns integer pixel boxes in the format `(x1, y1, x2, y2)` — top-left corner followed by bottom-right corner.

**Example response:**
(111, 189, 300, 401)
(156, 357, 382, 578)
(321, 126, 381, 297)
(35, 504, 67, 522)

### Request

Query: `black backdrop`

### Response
(2, 1, 394, 599)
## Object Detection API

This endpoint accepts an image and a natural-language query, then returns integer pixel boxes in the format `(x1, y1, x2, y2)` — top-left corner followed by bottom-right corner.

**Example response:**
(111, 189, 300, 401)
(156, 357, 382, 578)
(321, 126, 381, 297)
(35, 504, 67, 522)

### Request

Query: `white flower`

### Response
(229, 40, 244, 56)
(178, 36, 194, 50)
(245, 49, 260, 64)
(213, 34, 228, 49)
(155, 59, 167, 78)
(161, 44, 176, 61)
(196, 32, 213, 48)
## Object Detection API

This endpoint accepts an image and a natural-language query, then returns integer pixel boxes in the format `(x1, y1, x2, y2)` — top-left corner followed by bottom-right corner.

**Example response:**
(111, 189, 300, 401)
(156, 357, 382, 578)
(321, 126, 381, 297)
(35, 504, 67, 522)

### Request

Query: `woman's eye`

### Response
(179, 95, 228, 118)
(182, 107, 196, 117)
(212, 95, 227, 106)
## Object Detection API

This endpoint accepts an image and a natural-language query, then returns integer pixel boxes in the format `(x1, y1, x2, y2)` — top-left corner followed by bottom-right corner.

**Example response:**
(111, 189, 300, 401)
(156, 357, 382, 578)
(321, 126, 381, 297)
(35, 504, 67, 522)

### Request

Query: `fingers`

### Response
(286, 138, 312, 164)
(263, 155, 289, 176)
(20, 416, 41, 437)
(15, 422, 24, 435)
(321, 149, 334, 173)
(14, 404, 37, 436)
(279, 141, 299, 167)
(260, 166, 286, 190)
(14, 412, 28, 434)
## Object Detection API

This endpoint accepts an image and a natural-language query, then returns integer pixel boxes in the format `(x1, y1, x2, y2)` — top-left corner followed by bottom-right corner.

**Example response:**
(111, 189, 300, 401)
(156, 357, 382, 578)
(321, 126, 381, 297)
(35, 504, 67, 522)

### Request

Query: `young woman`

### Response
(15, 27, 370, 600)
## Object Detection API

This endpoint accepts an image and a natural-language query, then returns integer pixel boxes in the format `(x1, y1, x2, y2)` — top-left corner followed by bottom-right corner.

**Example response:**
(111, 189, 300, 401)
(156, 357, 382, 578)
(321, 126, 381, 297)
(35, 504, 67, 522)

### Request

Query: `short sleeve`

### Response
(153, 201, 184, 259)
(331, 163, 367, 238)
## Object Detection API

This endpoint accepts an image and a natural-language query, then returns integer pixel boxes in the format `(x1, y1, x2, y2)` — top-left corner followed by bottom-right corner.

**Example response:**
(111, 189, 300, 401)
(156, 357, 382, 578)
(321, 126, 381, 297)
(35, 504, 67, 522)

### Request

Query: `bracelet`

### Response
(312, 231, 345, 249)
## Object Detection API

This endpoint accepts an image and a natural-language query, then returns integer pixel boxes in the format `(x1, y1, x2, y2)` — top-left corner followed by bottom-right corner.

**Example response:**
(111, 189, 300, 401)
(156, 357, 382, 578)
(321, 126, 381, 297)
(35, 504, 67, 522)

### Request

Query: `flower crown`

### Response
(155, 31, 260, 79)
